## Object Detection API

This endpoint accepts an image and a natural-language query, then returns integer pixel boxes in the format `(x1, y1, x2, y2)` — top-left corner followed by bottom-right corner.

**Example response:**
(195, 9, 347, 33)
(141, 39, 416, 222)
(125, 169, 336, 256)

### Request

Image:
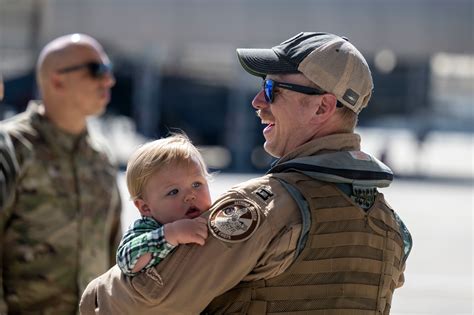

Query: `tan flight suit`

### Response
(80, 133, 410, 315)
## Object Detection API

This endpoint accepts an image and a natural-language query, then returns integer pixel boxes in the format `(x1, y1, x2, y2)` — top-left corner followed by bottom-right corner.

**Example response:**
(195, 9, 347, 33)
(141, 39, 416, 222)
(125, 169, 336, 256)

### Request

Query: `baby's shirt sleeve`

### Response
(116, 217, 176, 276)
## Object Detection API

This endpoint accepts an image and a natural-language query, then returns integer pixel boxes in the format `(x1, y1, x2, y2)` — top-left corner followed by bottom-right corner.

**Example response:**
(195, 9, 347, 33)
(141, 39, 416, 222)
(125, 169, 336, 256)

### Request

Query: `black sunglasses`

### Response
(262, 79, 326, 103)
(57, 62, 113, 78)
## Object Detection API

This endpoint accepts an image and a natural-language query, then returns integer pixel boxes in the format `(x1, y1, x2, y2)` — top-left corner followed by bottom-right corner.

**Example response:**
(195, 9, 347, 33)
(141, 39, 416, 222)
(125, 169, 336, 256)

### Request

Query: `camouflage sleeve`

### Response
(0, 130, 20, 314)
(0, 130, 19, 210)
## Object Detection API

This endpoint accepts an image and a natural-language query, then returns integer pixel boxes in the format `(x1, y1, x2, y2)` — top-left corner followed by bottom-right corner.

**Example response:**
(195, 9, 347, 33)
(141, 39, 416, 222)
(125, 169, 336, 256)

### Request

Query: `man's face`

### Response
(252, 73, 321, 158)
(57, 46, 115, 117)
(137, 159, 212, 224)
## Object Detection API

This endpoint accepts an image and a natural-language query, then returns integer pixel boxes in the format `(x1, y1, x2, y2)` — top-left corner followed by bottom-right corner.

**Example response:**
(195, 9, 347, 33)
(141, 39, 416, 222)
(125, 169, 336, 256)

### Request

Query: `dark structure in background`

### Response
(0, 57, 437, 173)
(1, 0, 472, 173)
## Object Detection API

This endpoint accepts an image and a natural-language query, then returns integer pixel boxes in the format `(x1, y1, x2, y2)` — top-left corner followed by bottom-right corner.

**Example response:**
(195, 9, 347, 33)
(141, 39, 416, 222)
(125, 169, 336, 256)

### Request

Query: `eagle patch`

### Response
(208, 200, 260, 243)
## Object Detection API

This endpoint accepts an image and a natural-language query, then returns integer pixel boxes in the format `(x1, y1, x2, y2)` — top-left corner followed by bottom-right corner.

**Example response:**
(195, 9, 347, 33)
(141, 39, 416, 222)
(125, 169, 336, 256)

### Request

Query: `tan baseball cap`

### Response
(236, 32, 373, 114)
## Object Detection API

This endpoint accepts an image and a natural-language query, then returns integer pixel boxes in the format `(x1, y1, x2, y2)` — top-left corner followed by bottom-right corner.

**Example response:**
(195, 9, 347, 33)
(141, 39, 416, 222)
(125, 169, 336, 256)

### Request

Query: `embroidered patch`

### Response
(208, 200, 260, 243)
(253, 185, 274, 201)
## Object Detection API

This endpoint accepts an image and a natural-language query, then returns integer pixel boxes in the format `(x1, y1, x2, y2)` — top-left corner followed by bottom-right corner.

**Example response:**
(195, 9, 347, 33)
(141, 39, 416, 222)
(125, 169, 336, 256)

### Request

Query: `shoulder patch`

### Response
(208, 200, 260, 243)
(253, 185, 274, 202)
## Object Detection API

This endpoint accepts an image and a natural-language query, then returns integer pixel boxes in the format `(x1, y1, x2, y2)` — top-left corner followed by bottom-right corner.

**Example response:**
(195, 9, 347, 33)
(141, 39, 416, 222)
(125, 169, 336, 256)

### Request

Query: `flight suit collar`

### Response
(276, 133, 361, 165)
(27, 100, 89, 154)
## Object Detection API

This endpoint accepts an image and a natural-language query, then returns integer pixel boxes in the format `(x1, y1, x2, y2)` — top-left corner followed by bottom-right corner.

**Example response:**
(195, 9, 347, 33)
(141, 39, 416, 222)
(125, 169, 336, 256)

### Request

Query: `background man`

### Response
(80, 32, 412, 315)
(0, 34, 122, 314)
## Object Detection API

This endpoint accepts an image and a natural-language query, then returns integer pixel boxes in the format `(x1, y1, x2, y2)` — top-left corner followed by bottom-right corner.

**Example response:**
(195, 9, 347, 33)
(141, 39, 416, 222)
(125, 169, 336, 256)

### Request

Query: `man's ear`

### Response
(312, 93, 337, 123)
(134, 199, 151, 217)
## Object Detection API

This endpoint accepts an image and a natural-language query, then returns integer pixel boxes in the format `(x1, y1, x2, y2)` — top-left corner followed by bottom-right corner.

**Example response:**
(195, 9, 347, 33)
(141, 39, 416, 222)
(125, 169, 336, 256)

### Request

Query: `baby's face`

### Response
(141, 159, 211, 224)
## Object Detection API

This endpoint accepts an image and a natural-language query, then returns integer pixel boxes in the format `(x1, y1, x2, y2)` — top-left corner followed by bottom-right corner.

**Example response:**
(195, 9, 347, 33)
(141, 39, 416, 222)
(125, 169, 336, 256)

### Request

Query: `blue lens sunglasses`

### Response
(262, 79, 326, 103)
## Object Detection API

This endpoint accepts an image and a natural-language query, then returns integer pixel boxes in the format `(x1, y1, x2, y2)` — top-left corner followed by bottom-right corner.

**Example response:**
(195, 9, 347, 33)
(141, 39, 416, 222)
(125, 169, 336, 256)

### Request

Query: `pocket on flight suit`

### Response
(131, 246, 191, 301)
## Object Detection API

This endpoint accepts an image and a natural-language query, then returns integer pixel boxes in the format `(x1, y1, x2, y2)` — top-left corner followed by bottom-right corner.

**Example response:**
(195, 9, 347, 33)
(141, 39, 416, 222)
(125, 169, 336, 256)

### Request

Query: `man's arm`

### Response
(80, 179, 303, 315)
(116, 217, 207, 276)
(0, 130, 19, 314)
(82, 219, 271, 315)
(0, 130, 19, 209)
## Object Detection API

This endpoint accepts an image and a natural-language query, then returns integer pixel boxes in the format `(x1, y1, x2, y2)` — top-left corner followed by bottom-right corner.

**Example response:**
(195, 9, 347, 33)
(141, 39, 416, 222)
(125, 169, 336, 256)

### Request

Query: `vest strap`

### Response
(294, 257, 395, 274)
(310, 232, 402, 262)
(248, 300, 267, 315)
(312, 206, 365, 223)
(275, 178, 311, 257)
(254, 283, 379, 300)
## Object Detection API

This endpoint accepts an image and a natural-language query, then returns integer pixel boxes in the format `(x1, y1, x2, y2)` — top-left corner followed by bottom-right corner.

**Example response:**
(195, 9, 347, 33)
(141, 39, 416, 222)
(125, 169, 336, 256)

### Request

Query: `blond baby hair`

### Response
(126, 133, 209, 201)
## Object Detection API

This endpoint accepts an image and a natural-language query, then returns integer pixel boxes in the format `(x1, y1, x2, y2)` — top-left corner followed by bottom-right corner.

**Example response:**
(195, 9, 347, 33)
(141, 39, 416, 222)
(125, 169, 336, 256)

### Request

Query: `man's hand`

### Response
(164, 217, 208, 246)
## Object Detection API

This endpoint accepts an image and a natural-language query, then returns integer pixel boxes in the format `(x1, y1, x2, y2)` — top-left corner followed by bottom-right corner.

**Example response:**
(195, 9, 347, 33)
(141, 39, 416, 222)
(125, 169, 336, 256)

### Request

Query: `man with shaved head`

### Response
(0, 34, 122, 314)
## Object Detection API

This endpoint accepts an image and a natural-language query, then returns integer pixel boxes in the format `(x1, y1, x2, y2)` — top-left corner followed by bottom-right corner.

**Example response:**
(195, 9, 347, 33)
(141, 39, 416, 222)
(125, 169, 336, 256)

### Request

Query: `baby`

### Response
(117, 134, 211, 276)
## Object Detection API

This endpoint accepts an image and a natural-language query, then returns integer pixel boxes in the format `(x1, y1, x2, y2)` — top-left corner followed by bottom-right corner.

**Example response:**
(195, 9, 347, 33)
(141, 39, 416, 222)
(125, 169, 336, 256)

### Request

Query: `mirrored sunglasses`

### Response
(262, 79, 326, 103)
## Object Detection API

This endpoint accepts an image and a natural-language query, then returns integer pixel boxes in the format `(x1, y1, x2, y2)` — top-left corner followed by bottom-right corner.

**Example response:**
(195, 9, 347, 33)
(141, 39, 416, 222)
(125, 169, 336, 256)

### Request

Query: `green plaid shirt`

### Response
(116, 216, 176, 276)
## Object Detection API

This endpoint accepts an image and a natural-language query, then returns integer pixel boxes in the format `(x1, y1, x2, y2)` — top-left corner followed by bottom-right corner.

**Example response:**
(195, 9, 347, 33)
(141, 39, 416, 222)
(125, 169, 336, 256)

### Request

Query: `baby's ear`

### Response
(134, 199, 151, 216)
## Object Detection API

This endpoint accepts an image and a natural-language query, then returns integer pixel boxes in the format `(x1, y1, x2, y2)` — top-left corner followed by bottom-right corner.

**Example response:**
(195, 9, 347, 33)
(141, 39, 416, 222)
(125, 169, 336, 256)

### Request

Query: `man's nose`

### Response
(102, 72, 115, 88)
(252, 89, 269, 110)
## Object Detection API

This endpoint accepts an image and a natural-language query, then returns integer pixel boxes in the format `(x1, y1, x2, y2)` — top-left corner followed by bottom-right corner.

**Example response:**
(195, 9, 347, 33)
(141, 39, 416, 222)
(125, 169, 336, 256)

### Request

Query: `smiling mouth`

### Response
(259, 112, 275, 134)
(185, 207, 201, 219)
(263, 123, 275, 133)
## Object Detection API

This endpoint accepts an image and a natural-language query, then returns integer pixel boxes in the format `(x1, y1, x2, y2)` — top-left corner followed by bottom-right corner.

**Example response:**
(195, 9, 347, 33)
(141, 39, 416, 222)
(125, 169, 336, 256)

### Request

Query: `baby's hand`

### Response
(164, 217, 208, 246)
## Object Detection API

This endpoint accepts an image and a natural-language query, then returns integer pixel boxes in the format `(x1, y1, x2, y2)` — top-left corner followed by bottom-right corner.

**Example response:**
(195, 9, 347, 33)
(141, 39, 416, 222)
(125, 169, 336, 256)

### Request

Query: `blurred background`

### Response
(0, 0, 472, 313)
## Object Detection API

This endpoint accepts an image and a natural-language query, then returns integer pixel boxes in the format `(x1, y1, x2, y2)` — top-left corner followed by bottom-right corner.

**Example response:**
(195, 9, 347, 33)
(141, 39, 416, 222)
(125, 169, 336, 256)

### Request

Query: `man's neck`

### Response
(42, 101, 87, 135)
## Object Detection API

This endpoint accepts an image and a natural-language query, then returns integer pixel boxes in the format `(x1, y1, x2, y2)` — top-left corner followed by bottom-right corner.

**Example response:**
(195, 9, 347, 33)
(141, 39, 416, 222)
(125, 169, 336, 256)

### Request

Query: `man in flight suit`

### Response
(80, 32, 412, 315)
(0, 34, 122, 314)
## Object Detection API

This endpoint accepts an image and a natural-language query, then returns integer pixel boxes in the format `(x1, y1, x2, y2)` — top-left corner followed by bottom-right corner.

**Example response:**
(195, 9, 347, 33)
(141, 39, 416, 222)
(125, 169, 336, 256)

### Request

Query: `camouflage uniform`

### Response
(0, 129, 18, 211)
(0, 101, 122, 314)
